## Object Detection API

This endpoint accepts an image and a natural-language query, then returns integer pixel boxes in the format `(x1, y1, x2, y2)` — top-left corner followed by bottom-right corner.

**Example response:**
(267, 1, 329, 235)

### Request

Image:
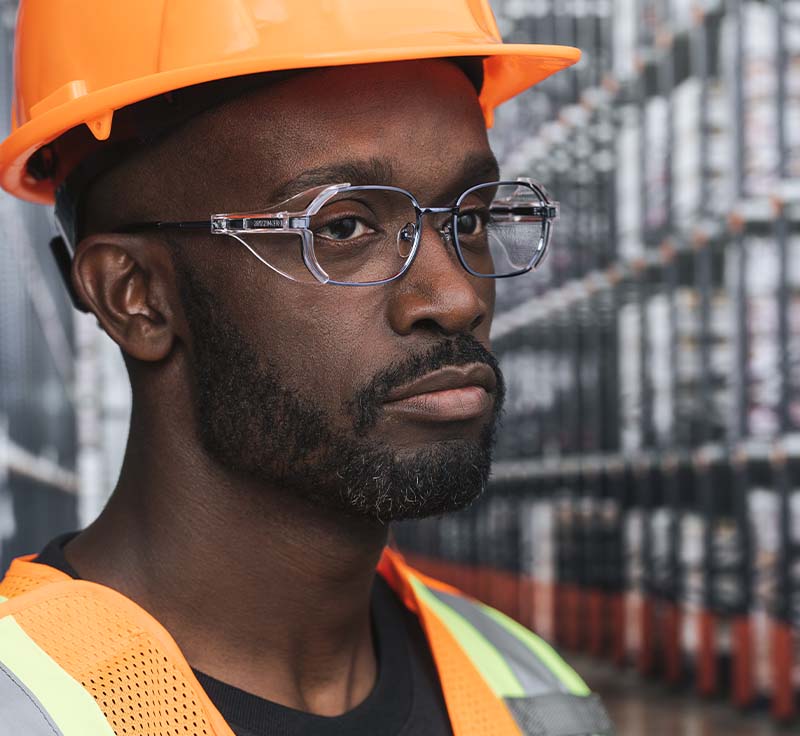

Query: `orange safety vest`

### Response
(0, 548, 614, 735)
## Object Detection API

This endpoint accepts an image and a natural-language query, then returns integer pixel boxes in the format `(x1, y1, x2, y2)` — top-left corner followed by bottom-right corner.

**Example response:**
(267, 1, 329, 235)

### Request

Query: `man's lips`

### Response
(382, 364, 496, 422)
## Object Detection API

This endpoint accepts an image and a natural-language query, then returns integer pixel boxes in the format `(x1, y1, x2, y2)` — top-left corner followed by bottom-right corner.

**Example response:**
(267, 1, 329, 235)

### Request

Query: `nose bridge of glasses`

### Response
(419, 206, 456, 241)
(419, 206, 456, 214)
(395, 206, 455, 256)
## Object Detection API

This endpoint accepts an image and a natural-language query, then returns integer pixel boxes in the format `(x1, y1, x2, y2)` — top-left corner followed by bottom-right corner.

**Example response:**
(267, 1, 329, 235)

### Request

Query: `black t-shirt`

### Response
(34, 535, 454, 736)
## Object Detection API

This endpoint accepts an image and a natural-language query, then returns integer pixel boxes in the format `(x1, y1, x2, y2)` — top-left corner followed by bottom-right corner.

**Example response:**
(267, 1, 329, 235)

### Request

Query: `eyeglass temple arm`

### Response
(115, 220, 211, 233)
(212, 184, 351, 232)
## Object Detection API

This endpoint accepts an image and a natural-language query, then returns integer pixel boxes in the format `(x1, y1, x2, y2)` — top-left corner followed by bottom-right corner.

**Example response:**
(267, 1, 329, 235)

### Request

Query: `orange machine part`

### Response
(637, 597, 655, 676)
(770, 621, 796, 721)
(587, 590, 604, 657)
(661, 602, 682, 686)
(610, 593, 626, 667)
(731, 616, 754, 708)
(697, 610, 718, 697)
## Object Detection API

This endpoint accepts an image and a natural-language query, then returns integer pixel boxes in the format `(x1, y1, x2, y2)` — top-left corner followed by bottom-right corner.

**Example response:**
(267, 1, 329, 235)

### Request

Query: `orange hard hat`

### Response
(0, 0, 580, 205)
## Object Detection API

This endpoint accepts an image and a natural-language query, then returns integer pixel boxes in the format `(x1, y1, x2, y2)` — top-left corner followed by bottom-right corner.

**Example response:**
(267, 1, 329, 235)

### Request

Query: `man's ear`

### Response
(72, 233, 180, 362)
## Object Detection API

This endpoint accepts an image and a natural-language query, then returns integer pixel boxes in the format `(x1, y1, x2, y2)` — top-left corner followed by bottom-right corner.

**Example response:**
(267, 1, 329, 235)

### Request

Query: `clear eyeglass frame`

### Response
(115, 177, 559, 286)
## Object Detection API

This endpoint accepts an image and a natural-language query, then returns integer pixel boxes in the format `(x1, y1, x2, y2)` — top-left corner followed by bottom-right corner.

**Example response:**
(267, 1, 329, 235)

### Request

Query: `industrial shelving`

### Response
(397, 0, 800, 724)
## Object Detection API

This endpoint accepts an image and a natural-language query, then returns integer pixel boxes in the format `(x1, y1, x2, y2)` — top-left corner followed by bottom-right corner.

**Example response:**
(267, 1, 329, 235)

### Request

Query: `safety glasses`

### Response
(117, 177, 558, 286)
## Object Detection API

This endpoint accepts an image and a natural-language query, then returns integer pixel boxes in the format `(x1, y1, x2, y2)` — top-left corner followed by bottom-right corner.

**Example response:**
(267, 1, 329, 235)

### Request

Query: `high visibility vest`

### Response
(0, 548, 614, 736)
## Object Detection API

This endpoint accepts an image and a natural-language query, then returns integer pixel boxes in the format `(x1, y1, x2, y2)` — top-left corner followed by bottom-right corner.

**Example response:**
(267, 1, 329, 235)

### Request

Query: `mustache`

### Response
(348, 334, 506, 434)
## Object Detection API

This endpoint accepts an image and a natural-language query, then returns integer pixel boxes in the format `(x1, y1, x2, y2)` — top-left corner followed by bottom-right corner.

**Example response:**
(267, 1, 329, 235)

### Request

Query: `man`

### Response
(0, 2, 615, 734)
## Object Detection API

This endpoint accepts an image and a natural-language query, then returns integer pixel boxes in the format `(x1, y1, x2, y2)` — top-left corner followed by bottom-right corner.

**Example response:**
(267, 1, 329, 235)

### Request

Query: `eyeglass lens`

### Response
(309, 188, 418, 283)
(455, 182, 548, 277)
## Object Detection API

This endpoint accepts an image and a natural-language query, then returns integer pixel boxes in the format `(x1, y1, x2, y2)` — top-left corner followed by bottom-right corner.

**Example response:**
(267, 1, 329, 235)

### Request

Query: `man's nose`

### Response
(386, 218, 490, 337)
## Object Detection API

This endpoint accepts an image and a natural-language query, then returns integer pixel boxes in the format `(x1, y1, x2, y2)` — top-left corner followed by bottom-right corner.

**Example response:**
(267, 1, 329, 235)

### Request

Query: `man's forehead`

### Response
(192, 61, 493, 209)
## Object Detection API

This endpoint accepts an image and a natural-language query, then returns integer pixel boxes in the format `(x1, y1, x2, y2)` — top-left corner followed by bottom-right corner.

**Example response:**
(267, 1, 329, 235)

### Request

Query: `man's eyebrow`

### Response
(270, 158, 395, 202)
(442, 152, 501, 199)
(269, 152, 500, 204)
(454, 152, 501, 188)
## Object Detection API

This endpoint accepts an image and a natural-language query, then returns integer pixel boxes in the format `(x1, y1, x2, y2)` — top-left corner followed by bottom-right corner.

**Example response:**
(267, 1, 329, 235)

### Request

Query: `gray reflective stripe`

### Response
(428, 588, 567, 696)
(505, 693, 616, 736)
(0, 660, 64, 736)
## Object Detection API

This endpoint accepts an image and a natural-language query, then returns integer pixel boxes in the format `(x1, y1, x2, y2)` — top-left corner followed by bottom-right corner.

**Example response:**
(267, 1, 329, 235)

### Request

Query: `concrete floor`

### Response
(570, 656, 794, 736)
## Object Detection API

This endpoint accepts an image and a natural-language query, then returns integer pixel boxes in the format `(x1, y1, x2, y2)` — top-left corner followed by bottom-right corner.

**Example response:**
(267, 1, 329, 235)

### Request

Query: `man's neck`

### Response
(64, 423, 390, 716)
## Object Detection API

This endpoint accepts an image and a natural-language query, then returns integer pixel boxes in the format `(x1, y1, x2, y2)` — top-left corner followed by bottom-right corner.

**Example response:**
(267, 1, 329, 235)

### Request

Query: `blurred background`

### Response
(1, 0, 799, 733)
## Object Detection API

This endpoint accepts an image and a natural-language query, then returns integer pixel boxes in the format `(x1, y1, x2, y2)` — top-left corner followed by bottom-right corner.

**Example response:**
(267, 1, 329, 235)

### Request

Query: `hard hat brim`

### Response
(0, 43, 580, 204)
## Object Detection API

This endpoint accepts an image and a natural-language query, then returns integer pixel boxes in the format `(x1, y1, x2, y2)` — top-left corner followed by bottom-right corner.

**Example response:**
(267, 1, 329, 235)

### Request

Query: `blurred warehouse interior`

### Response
(1, 0, 800, 730)
(397, 0, 800, 727)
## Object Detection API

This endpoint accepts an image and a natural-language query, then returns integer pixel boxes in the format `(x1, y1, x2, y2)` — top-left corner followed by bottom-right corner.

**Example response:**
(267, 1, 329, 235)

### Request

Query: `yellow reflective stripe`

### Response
(478, 604, 591, 696)
(0, 616, 115, 736)
(0, 595, 7, 603)
(409, 576, 525, 698)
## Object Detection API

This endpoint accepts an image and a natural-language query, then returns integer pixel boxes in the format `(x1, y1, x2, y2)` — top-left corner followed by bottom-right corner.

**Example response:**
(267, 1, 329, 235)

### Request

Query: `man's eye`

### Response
(316, 217, 375, 241)
(456, 210, 488, 236)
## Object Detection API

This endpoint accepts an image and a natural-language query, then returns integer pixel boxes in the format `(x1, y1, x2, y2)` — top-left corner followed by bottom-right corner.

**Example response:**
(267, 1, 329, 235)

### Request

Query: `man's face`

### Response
(165, 60, 506, 521)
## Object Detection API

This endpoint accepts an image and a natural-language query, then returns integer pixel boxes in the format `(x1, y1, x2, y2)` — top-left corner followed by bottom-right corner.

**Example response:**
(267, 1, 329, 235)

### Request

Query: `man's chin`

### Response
(311, 435, 494, 523)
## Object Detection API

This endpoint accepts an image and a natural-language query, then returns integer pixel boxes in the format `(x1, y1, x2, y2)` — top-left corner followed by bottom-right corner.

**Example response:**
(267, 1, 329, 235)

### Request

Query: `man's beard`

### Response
(175, 260, 505, 523)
